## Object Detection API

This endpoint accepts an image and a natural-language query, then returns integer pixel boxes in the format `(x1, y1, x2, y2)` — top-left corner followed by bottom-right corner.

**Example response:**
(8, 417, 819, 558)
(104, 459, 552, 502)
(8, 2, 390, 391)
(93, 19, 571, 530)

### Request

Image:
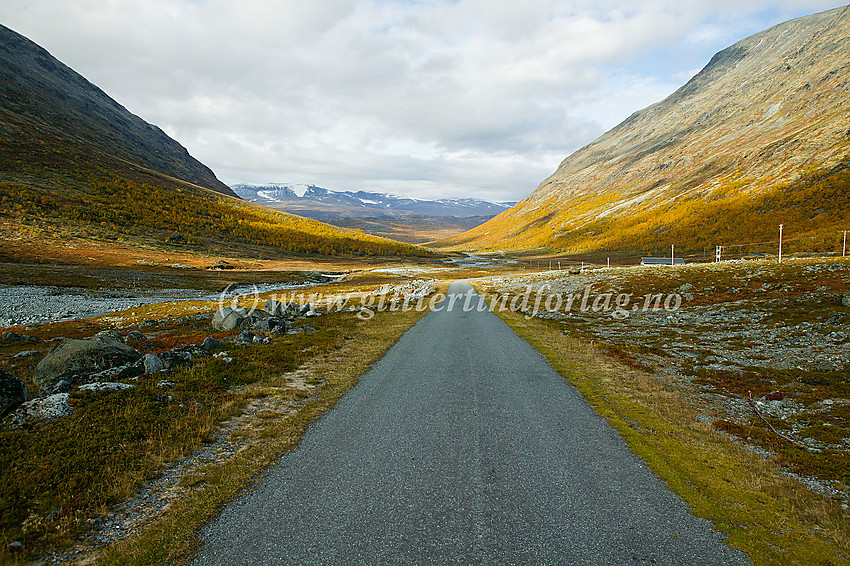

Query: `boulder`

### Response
(236, 331, 255, 346)
(159, 346, 202, 369)
(125, 330, 146, 343)
(92, 330, 124, 343)
(201, 337, 226, 352)
(264, 299, 287, 317)
(1, 331, 41, 343)
(33, 339, 142, 394)
(842, 294, 850, 308)
(11, 393, 73, 423)
(248, 318, 272, 332)
(212, 306, 249, 331)
(0, 371, 28, 417)
(144, 353, 165, 374)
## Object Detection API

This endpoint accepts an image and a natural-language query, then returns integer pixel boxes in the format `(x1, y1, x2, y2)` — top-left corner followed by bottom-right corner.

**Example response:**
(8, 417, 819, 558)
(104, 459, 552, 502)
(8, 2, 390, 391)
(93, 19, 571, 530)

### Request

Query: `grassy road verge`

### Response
(484, 297, 848, 565)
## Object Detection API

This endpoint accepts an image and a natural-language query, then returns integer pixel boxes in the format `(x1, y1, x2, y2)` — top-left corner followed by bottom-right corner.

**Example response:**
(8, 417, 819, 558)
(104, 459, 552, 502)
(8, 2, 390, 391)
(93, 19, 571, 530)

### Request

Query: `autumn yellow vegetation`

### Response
(439, 159, 850, 256)
(0, 165, 427, 258)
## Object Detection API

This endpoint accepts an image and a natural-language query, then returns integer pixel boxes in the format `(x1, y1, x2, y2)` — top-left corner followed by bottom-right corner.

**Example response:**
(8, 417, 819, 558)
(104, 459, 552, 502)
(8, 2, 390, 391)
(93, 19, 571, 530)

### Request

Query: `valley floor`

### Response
(1, 254, 847, 564)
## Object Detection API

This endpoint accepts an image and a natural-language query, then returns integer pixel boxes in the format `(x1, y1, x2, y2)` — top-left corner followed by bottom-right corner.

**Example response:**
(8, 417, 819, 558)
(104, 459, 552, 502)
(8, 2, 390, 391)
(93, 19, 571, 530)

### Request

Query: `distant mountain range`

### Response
(232, 184, 516, 220)
(439, 6, 850, 255)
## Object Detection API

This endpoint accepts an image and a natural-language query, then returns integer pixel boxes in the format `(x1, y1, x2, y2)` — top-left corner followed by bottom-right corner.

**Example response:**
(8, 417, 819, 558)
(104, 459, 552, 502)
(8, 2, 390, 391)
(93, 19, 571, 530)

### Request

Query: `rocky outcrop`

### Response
(1, 331, 42, 343)
(33, 338, 142, 395)
(92, 330, 125, 343)
(263, 300, 287, 317)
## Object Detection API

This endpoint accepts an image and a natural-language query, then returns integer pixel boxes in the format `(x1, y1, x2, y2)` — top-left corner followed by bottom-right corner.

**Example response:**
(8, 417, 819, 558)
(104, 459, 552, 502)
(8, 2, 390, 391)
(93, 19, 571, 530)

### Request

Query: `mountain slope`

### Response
(0, 23, 236, 198)
(439, 6, 850, 255)
(0, 25, 425, 259)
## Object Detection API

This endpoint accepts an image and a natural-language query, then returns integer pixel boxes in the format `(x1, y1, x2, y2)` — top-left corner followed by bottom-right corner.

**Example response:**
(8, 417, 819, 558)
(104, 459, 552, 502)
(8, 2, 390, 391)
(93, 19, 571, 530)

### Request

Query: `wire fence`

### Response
(712, 229, 848, 262)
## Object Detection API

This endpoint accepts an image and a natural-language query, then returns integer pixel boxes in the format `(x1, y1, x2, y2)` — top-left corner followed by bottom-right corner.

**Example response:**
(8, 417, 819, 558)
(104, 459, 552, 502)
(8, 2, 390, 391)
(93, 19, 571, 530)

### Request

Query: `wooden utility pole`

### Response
(778, 224, 783, 264)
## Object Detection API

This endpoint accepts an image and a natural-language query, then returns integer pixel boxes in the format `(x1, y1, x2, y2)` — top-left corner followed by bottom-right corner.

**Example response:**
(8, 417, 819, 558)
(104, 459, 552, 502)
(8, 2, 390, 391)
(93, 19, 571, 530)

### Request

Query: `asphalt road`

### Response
(193, 281, 748, 565)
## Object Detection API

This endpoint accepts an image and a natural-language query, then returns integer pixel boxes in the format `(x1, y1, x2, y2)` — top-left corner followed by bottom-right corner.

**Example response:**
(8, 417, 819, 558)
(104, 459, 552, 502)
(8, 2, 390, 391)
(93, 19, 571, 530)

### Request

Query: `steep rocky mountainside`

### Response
(441, 6, 850, 254)
(0, 23, 236, 198)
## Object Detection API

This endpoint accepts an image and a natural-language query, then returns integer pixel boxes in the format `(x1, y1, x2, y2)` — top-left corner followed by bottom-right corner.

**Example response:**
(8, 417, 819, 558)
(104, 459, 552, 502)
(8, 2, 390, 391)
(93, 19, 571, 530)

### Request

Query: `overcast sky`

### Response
(1, 1, 845, 201)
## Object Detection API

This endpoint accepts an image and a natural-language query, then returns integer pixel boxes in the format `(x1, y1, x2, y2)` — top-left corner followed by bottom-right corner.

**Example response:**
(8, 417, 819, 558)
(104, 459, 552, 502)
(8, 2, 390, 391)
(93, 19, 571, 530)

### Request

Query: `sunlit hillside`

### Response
(436, 7, 850, 257)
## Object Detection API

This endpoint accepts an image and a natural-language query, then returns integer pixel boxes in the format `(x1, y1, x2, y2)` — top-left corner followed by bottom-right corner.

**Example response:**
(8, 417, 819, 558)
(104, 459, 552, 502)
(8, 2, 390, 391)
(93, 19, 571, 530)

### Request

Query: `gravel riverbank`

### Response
(0, 281, 324, 328)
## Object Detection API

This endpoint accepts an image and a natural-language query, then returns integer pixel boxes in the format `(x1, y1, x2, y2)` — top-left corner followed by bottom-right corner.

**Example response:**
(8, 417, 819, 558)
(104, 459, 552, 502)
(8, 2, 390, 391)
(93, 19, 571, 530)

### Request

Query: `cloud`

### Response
(0, 0, 845, 200)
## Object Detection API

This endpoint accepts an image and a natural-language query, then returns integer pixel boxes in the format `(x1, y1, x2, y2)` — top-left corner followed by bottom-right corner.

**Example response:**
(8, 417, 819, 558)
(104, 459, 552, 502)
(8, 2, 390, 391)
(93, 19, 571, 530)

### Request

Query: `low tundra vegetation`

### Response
(0, 313, 347, 557)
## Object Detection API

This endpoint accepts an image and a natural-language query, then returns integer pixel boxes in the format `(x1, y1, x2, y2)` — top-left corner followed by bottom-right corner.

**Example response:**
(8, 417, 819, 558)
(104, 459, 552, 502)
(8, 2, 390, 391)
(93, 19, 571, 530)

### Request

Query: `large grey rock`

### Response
(212, 306, 249, 331)
(238, 309, 269, 324)
(842, 294, 850, 308)
(33, 338, 142, 394)
(159, 346, 201, 369)
(0, 371, 28, 417)
(144, 353, 165, 374)
(11, 393, 73, 423)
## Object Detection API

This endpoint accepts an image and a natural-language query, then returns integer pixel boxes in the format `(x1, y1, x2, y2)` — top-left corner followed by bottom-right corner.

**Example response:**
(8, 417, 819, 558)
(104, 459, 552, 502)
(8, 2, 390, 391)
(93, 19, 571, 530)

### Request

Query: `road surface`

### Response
(193, 281, 748, 565)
